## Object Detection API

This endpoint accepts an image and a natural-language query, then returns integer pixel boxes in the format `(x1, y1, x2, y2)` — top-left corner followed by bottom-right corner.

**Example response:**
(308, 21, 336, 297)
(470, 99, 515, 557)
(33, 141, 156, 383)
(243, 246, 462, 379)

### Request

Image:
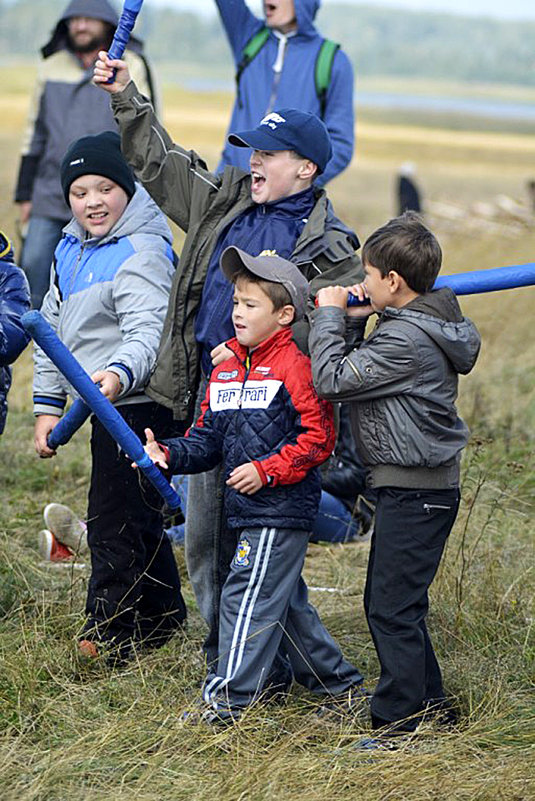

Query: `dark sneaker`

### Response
(78, 637, 133, 668)
(353, 735, 400, 752)
(422, 697, 459, 728)
(315, 682, 371, 718)
(181, 703, 238, 726)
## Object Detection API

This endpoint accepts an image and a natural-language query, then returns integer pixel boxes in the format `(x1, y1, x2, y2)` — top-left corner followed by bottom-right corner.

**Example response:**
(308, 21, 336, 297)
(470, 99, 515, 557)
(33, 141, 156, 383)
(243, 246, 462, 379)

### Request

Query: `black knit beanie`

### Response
(60, 131, 135, 203)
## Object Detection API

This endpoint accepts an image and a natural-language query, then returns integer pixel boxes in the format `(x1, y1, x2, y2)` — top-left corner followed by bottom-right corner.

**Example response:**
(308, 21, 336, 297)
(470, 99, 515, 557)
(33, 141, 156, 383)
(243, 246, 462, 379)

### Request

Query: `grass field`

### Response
(0, 66, 534, 800)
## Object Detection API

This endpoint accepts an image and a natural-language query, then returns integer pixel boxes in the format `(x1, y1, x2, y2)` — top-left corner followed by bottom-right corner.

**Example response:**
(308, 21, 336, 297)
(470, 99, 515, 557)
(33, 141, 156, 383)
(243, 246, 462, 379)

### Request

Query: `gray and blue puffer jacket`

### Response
(310, 288, 481, 489)
(164, 327, 336, 531)
(0, 233, 31, 434)
(33, 184, 175, 417)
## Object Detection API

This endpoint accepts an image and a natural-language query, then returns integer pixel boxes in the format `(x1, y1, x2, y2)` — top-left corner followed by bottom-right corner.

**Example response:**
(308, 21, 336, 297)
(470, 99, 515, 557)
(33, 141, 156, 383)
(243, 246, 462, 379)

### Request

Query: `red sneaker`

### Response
(78, 639, 99, 658)
(38, 529, 74, 562)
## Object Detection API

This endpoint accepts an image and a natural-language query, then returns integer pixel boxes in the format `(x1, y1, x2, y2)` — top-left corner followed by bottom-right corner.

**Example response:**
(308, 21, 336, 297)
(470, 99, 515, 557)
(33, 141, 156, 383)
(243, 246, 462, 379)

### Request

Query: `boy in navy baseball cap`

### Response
(228, 109, 332, 204)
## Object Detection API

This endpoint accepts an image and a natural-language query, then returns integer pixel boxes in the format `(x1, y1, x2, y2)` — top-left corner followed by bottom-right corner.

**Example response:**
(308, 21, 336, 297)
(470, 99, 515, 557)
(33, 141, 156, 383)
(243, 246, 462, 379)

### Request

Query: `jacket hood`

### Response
(0, 231, 14, 264)
(323, 195, 360, 249)
(42, 0, 143, 58)
(292, 0, 321, 37)
(63, 183, 172, 246)
(385, 287, 481, 375)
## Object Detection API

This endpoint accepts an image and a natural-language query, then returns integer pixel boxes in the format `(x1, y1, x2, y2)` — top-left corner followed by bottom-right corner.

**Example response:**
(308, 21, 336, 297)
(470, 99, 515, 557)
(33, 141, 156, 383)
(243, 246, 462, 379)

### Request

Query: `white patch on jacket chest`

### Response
(210, 380, 282, 411)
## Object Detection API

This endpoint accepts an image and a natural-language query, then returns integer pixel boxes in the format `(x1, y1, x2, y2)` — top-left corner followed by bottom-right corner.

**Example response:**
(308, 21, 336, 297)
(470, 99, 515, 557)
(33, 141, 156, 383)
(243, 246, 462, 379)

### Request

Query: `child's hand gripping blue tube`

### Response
(347, 262, 535, 306)
(23, 311, 181, 511)
(106, 0, 144, 83)
(42, 264, 535, 444)
(47, 398, 91, 450)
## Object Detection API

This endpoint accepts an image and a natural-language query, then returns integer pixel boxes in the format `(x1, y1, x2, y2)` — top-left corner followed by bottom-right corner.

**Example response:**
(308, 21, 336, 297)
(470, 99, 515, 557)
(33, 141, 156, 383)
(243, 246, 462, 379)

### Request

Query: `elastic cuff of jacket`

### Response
(111, 79, 138, 109)
(311, 305, 346, 320)
(159, 444, 171, 464)
(14, 155, 39, 202)
(33, 395, 66, 417)
(33, 406, 64, 418)
(155, 443, 173, 479)
(160, 440, 179, 473)
(253, 460, 270, 486)
(107, 363, 133, 396)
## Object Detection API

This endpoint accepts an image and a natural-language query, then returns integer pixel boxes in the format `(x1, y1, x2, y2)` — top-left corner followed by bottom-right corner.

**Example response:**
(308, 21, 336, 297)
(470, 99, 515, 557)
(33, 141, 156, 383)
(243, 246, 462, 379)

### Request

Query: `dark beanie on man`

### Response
(60, 131, 135, 202)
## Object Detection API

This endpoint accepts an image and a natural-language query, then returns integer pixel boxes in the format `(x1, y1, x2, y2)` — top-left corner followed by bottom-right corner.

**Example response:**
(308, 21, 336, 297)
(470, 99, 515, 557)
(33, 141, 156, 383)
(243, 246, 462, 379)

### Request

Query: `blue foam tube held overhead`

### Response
(106, 0, 144, 83)
(23, 311, 181, 511)
(347, 262, 535, 305)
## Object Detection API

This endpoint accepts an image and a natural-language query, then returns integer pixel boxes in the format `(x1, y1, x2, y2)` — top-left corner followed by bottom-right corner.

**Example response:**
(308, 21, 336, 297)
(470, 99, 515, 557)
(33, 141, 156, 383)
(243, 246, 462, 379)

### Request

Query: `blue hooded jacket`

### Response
(215, 0, 354, 186)
(0, 233, 31, 434)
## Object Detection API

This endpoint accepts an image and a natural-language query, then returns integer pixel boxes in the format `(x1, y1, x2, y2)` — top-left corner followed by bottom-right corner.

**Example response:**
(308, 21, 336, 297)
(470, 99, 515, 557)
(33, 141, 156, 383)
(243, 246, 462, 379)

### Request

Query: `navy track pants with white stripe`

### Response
(203, 526, 363, 713)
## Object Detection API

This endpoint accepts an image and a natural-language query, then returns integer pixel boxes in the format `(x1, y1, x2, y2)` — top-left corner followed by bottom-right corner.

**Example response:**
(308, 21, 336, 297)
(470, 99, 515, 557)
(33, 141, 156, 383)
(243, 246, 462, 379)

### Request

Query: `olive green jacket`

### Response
(111, 81, 362, 420)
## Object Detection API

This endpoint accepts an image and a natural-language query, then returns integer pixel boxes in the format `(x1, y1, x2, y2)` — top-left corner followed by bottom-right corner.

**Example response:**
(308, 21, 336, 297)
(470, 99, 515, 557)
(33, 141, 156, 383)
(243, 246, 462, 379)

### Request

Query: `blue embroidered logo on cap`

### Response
(260, 112, 287, 130)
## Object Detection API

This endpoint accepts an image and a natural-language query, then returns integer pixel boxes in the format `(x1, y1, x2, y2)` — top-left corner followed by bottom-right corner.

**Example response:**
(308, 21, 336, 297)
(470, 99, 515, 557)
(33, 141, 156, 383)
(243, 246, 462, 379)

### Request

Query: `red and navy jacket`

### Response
(163, 327, 335, 531)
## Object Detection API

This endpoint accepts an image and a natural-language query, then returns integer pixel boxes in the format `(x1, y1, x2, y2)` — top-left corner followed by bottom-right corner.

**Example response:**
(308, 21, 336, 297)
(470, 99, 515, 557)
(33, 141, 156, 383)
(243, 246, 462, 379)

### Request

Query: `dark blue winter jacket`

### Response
(164, 327, 336, 531)
(194, 186, 316, 376)
(0, 233, 31, 434)
(215, 0, 354, 186)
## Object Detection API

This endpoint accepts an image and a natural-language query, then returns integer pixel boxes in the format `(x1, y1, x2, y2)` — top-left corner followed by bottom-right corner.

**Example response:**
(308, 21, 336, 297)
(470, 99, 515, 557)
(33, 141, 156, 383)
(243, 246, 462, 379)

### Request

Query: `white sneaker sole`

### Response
(38, 529, 54, 561)
(43, 503, 88, 553)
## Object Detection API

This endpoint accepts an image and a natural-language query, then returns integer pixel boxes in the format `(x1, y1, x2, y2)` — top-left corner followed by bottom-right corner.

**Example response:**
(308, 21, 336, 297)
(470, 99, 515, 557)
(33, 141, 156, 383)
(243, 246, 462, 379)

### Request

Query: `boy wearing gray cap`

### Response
(143, 247, 365, 722)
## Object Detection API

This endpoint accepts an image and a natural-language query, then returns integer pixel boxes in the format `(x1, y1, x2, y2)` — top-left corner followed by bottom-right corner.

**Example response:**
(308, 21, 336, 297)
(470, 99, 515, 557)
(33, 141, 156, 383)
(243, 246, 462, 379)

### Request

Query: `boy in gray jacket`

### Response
(33, 132, 186, 662)
(309, 212, 481, 740)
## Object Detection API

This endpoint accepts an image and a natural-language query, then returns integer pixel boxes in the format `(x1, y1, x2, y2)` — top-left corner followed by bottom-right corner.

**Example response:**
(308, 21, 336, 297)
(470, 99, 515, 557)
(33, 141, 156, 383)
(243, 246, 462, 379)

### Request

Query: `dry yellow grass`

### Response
(0, 65, 534, 800)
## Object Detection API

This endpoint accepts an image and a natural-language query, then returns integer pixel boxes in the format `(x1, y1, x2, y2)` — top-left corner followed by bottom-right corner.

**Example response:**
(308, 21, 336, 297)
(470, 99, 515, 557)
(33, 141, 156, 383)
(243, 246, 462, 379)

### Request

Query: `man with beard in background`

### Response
(13, 0, 158, 309)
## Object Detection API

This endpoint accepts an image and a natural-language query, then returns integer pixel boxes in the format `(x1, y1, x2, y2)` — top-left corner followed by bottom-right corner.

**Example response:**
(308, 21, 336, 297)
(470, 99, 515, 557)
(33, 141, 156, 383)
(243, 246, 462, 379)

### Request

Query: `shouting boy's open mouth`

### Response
(251, 171, 266, 194)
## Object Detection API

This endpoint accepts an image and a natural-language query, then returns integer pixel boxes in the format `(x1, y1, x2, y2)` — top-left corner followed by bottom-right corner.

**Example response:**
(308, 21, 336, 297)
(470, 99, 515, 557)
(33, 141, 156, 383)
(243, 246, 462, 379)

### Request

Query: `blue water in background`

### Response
(180, 78, 535, 121)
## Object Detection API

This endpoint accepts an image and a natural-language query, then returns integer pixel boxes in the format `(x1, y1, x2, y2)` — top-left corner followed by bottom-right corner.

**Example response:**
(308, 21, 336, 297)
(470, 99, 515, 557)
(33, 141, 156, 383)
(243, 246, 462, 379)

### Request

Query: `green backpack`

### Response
(236, 26, 340, 118)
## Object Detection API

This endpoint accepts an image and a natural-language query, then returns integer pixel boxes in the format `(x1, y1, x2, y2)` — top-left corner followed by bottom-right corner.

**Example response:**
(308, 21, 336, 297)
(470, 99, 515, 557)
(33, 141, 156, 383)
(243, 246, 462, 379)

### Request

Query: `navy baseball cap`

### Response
(228, 109, 333, 174)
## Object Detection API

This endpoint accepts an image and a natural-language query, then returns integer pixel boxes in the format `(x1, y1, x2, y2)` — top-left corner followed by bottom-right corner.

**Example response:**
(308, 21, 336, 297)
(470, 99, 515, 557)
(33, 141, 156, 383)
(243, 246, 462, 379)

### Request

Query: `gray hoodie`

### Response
(33, 184, 175, 416)
(309, 288, 481, 489)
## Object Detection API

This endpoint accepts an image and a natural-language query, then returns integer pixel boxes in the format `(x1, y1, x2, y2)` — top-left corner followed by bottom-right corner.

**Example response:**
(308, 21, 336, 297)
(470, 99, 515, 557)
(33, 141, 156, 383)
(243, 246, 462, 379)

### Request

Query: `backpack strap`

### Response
(236, 25, 271, 107)
(236, 30, 340, 117)
(315, 39, 340, 118)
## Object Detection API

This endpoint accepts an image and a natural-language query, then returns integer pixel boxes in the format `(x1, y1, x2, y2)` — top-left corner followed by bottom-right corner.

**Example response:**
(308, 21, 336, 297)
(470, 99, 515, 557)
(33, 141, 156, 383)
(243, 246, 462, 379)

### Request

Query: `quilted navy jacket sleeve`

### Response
(0, 233, 31, 434)
(163, 382, 225, 474)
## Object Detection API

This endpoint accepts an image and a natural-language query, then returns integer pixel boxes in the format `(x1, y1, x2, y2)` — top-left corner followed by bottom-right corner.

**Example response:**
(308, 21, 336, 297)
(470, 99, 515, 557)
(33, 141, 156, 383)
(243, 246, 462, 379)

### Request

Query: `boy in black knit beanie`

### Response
(32, 132, 187, 662)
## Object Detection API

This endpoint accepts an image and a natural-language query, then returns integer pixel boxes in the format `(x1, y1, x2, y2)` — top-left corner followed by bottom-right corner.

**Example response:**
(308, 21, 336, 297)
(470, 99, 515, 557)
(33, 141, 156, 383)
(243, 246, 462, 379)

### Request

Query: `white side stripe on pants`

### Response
(203, 527, 277, 704)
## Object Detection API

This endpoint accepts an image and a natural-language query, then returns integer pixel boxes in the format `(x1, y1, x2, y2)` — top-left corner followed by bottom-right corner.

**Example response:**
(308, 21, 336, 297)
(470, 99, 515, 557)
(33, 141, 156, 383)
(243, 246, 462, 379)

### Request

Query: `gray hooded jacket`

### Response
(33, 184, 175, 417)
(309, 288, 481, 489)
